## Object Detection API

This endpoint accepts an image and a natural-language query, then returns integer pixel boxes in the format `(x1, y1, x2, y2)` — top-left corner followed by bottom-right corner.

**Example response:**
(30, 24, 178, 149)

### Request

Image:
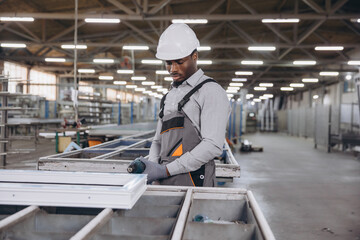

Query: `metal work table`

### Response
(87, 122, 158, 137)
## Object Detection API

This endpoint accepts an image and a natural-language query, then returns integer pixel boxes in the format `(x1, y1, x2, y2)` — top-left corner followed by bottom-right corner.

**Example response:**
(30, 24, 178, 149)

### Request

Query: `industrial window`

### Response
(107, 88, 117, 101)
(29, 69, 56, 100)
(3, 61, 28, 93)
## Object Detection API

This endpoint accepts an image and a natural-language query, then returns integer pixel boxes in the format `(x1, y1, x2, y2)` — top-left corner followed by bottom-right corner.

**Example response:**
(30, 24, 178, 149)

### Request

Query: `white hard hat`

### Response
(156, 23, 200, 60)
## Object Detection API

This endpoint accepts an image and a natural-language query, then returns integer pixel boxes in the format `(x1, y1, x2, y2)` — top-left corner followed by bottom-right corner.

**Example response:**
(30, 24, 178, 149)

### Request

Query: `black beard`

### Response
(172, 79, 186, 87)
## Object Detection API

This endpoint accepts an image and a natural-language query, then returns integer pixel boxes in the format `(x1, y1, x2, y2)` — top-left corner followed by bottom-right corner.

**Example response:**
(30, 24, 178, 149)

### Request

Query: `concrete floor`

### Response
(2, 133, 360, 240)
(227, 132, 360, 240)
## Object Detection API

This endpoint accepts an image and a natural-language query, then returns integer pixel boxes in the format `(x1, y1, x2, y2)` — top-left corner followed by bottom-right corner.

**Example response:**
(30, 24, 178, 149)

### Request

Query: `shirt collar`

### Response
(183, 69, 204, 87)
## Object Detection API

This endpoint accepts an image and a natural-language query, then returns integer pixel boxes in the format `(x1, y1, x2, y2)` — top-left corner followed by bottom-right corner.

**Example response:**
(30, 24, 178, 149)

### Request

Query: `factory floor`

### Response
(227, 132, 360, 240)
(2, 133, 360, 240)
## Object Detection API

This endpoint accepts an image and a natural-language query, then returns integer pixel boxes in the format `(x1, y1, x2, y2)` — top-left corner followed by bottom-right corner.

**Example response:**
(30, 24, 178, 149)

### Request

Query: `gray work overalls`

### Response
(158, 79, 216, 187)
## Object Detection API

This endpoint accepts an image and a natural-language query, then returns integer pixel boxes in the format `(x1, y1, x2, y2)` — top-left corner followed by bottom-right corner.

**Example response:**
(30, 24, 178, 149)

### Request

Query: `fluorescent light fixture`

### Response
(302, 78, 318, 83)
(253, 99, 261, 102)
(135, 88, 146, 92)
(172, 19, 208, 24)
(293, 60, 316, 65)
(0, 17, 34, 22)
(142, 81, 155, 86)
(259, 83, 273, 87)
(254, 87, 266, 91)
(151, 85, 162, 89)
(358, 19, 360, 23)
(61, 44, 87, 49)
(246, 94, 254, 99)
(197, 60, 212, 65)
(157, 88, 167, 92)
(281, 87, 294, 91)
(290, 83, 304, 88)
(262, 18, 300, 23)
(264, 94, 274, 98)
(114, 81, 127, 85)
(141, 59, 162, 65)
(156, 70, 169, 75)
(226, 89, 238, 93)
(45, 58, 66, 62)
(117, 69, 134, 74)
(241, 60, 263, 65)
(156, 94, 163, 98)
(164, 77, 173, 81)
(251, 101, 255, 105)
(143, 91, 152, 94)
(348, 61, 360, 65)
(319, 71, 339, 76)
(227, 94, 234, 98)
(248, 46, 276, 51)
(78, 69, 95, 73)
(98, 76, 113, 80)
(260, 96, 267, 100)
(313, 95, 319, 99)
(197, 46, 211, 51)
(232, 78, 247, 82)
(85, 18, 120, 23)
(131, 76, 146, 81)
(227, 87, 240, 90)
(162, 89, 168, 94)
(123, 45, 149, 50)
(315, 46, 344, 51)
(345, 75, 352, 80)
(93, 58, 114, 64)
(1, 43, 26, 48)
(126, 85, 137, 89)
(229, 83, 243, 87)
(235, 71, 253, 75)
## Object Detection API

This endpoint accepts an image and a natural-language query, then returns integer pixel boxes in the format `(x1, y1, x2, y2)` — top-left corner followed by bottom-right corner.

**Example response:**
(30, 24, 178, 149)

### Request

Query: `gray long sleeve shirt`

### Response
(148, 69, 231, 176)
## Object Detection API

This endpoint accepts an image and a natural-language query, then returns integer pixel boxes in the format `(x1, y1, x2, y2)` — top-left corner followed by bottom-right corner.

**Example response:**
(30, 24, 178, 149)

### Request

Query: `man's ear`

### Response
(192, 51, 198, 61)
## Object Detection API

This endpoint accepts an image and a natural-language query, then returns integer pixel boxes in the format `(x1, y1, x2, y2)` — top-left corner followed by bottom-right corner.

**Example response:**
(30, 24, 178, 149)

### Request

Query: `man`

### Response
(130, 23, 230, 187)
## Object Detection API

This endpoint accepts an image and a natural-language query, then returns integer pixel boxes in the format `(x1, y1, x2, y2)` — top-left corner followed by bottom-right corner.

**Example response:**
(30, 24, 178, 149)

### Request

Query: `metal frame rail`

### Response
(0, 183, 275, 240)
(38, 131, 241, 181)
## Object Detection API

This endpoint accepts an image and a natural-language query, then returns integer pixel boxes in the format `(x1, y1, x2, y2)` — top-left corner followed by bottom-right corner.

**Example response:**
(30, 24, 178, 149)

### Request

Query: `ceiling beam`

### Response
(121, 20, 157, 44)
(302, 0, 325, 13)
(15, 22, 41, 42)
(47, 21, 86, 42)
(148, 0, 172, 15)
(330, 0, 348, 14)
(107, 0, 135, 15)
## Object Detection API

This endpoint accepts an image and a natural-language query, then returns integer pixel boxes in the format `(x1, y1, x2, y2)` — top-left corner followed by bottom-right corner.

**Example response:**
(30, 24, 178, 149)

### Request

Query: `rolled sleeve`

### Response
(166, 83, 231, 175)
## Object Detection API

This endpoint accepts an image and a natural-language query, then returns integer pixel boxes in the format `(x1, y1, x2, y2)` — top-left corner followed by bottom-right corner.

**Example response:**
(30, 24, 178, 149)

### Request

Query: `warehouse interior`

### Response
(0, 0, 359, 239)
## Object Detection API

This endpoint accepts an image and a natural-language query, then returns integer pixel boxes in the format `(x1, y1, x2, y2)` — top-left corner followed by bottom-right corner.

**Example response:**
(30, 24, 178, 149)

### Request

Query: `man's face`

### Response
(165, 52, 198, 82)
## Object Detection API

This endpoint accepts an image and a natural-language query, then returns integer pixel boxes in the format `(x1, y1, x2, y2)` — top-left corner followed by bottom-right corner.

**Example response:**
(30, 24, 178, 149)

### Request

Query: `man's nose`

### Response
(170, 62, 179, 72)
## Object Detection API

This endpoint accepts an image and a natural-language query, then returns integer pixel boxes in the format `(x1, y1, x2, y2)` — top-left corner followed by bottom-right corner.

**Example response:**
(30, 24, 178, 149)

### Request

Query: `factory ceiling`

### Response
(0, 0, 360, 97)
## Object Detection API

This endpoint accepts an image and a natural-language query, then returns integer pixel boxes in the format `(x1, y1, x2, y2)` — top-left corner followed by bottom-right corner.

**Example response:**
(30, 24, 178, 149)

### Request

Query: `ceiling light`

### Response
(157, 88, 167, 92)
(246, 94, 254, 99)
(135, 88, 146, 92)
(290, 83, 304, 87)
(227, 87, 240, 90)
(302, 78, 318, 83)
(156, 94, 163, 98)
(254, 87, 266, 91)
(358, 19, 360, 23)
(98, 76, 113, 80)
(151, 85, 162, 89)
(264, 94, 274, 98)
(85, 18, 120, 23)
(345, 75, 352, 80)
(319, 71, 339, 76)
(1, 43, 26, 48)
(248, 46, 276, 51)
(78, 69, 95, 73)
(259, 83, 273, 87)
(172, 19, 208, 24)
(253, 99, 261, 102)
(313, 95, 319, 99)
(141, 59, 162, 65)
(260, 96, 267, 100)
(197, 46, 211, 51)
(117, 69, 134, 74)
(114, 81, 127, 85)
(143, 91, 152, 94)
(235, 71, 253, 75)
(315, 46, 344, 51)
(262, 18, 300, 23)
(61, 44, 87, 49)
(232, 78, 247, 82)
(164, 77, 173, 81)
(131, 76, 146, 81)
(126, 85, 137, 89)
(93, 58, 114, 64)
(293, 60, 316, 65)
(156, 70, 169, 75)
(142, 81, 155, 86)
(226, 89, 238, 93)
(281, 87, 294, 91)
(45, 58, 66, 62)
(229, 83, 243, 87)
(123, 45, 149, 50)
(241, 60, 263, 65)
(0, 17, 34, 22)
(227, 94, 234, 98)
(197, 60, 212, 65)
(251, 101, 255, 105)
(162, 89, 168, 94)
(348, 61, 360, 65)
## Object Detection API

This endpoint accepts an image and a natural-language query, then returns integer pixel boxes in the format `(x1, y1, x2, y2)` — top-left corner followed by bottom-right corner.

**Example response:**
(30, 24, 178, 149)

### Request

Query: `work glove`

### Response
(140, 157, 168, 184)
